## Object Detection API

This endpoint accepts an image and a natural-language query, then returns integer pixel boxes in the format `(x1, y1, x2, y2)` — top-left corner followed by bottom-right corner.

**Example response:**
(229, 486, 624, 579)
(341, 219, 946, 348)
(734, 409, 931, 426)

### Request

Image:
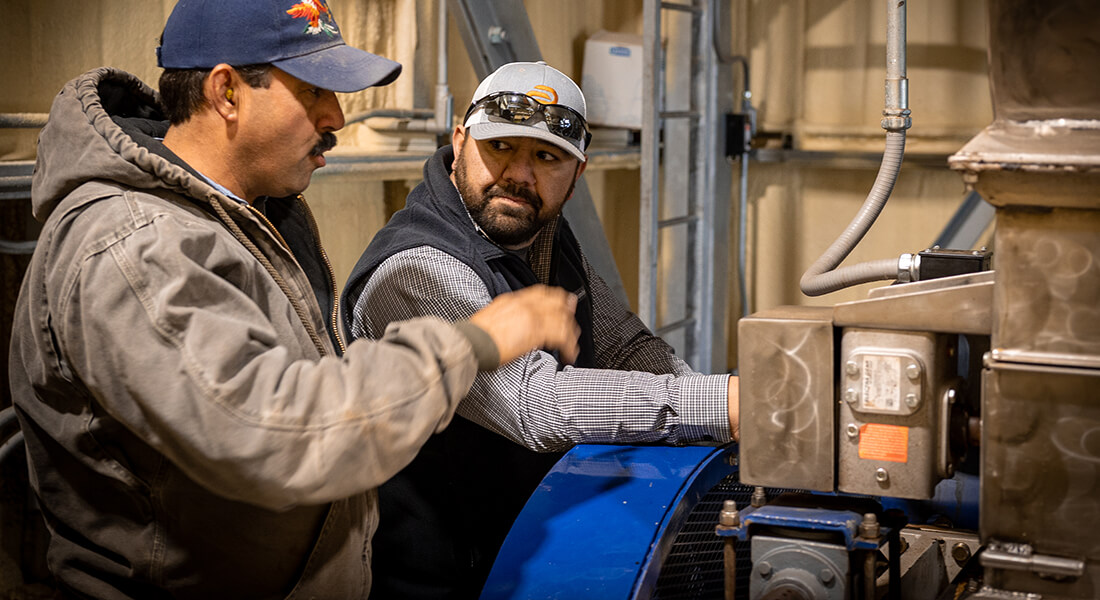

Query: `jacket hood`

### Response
(31, 67, 218, 222)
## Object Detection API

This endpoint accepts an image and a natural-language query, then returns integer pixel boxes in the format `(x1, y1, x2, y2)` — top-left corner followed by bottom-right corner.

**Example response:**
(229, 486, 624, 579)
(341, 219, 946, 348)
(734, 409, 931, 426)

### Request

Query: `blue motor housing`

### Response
(482, 443, 979, 600)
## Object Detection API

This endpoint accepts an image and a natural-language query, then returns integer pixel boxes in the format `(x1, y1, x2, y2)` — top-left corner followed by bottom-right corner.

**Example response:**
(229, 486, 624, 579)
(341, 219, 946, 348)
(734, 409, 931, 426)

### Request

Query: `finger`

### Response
(558, 321, 580, 364)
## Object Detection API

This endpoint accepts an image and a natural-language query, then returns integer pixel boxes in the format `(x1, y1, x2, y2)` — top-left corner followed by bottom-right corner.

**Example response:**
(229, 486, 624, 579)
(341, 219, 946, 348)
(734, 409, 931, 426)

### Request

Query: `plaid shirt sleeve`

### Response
(351, 246, 732, 452)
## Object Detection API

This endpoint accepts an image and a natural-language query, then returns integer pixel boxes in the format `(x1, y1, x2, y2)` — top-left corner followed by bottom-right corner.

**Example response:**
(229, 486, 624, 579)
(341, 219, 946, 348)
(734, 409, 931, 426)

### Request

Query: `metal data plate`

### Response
(843, 351, 924, 417)
(738, 306, 835, 492)
(838, 329, 952, 500)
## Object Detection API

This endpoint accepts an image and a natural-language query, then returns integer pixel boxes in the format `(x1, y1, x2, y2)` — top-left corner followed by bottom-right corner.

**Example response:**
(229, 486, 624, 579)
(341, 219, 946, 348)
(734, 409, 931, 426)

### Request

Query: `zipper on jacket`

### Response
(296, 195, 347, 355)
(244, 202, 342, 354)
(246, 204, 293, 252)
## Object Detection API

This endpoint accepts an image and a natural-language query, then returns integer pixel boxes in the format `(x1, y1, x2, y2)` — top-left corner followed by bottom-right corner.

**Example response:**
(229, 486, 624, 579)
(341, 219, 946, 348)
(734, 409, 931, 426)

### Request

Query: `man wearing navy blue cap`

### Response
(8, 2, 580, 599)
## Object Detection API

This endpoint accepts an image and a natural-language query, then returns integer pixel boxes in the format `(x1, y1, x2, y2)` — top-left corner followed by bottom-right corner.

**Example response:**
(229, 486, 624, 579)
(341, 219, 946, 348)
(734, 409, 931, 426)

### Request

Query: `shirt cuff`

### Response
(452, 320, 501, 371)
(677, 373, 733, 443)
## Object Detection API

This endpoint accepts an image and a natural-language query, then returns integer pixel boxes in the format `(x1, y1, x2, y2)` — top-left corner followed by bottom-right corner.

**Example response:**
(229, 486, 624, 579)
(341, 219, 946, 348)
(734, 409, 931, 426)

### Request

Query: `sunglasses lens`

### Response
(494, 94, 539, 123)
(468, 92, 590, 149)
(544, 107, 583, 141)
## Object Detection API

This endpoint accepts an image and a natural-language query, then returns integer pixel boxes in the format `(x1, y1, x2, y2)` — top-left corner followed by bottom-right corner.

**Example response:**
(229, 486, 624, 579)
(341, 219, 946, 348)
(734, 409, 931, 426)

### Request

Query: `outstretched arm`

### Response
(351, 247, 733, 451)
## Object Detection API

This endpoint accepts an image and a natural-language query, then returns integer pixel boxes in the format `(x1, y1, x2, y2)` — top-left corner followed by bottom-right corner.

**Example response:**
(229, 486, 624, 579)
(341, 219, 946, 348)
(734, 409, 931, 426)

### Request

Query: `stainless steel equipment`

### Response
(735, 0, 1100, 598)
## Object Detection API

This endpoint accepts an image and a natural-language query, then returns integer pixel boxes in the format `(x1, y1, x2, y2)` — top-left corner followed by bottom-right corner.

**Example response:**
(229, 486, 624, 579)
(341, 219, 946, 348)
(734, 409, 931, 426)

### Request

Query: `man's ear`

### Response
(451, 125, 467, 169)
(205, 64, 238, 120)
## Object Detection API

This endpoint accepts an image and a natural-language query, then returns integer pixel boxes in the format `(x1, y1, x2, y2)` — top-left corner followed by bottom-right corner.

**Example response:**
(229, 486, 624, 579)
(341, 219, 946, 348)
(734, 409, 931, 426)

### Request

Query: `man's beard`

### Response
(454, 151, 566, 247)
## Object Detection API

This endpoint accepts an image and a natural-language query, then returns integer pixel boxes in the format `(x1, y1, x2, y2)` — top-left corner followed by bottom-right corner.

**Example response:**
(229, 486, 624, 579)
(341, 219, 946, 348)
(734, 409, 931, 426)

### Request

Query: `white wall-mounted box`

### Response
(581, 31, 644, 131)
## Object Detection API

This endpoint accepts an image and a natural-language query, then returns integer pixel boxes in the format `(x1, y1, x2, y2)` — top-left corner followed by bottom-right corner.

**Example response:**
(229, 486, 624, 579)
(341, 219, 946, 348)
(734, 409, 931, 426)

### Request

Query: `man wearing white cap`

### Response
(342, 61, 740, 599)
(9, 3, 581, 598)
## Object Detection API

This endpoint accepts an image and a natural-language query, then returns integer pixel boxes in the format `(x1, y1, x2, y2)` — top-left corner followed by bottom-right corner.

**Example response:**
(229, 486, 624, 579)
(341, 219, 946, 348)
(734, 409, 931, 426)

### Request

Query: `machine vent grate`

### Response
(653, 474, 801, 599)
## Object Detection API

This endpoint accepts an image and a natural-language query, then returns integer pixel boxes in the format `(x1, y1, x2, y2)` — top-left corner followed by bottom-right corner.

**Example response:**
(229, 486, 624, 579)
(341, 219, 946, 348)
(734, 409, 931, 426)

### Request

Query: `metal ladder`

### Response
(640, 0, 734, 372)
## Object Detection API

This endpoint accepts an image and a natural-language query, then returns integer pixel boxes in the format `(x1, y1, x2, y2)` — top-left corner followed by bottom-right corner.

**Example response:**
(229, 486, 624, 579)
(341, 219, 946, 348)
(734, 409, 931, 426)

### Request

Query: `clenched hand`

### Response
(469, 285, 580, 367)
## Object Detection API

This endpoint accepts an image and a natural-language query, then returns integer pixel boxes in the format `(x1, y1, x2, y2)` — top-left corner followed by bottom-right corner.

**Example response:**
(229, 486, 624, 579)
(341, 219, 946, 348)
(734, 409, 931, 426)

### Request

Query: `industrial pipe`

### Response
(799, 0, 912, 297)
(0, 113, 49, 129)
(347, 0, 453, 134)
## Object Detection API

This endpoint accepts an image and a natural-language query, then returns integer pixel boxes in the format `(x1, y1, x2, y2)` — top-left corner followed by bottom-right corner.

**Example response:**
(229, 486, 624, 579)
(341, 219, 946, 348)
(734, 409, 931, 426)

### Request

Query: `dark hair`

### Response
(158, 64, 273, 124)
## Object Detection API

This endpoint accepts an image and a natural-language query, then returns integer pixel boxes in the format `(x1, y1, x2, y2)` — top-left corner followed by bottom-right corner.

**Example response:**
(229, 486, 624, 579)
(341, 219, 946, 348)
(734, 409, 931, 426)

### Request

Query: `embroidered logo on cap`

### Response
(526, 85, 558, 105)
(287, 0, 338, 36)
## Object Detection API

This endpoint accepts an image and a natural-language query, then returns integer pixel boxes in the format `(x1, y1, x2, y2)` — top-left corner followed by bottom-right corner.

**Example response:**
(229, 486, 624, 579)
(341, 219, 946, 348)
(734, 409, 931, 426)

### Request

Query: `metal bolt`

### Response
(952, 542, 972, 566)
(859, 513, 880, 538)
(751, 486, 767, 508)
(819, 568, 835, 586)
(906, 363, 921, 380)
(875, 467, 890, 483)
(845, 360, 859, 376)
(756, 561, 773, 579)
(727, 453, 739, 466)
(846, 423, 860, 438)
(488, 26, 508, 44)
(719, 500, 740, 527)
(905, 393, 919, 408)
(844, 388, 859, 403)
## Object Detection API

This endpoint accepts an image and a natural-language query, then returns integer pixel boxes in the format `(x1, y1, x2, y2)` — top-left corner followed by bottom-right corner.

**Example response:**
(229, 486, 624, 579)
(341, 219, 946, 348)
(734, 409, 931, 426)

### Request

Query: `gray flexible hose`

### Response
(799, 130, 906, 296)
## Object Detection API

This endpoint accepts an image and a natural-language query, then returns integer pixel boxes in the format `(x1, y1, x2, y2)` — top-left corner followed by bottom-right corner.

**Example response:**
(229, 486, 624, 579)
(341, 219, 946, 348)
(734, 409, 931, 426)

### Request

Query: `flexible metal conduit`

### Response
(799, 0, 912, 297)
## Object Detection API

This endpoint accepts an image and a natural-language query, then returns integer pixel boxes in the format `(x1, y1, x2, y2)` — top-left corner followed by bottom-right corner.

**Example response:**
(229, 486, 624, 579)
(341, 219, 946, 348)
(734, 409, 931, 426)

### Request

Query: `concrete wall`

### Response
(0, 0, 994, 376)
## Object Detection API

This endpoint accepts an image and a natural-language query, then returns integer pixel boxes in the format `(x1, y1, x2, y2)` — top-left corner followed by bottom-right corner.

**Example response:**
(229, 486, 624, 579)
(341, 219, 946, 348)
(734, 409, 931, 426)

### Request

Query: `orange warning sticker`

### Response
(858, 423, 909, 463)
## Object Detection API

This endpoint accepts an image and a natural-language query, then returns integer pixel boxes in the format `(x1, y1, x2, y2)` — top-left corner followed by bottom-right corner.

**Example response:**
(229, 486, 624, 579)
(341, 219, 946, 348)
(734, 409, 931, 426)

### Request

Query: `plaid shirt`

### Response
(351, 240, 731, 452)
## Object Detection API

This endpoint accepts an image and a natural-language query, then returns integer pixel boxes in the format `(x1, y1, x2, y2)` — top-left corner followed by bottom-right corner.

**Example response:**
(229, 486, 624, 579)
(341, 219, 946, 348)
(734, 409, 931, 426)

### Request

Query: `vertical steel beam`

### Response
(639, 0, 662, 331)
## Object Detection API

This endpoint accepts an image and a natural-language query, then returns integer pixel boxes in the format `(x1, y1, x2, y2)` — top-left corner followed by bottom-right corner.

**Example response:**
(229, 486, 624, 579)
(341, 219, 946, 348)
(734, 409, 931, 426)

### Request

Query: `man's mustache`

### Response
(310, 132, 338, 156)
(487, 182, 541, 212)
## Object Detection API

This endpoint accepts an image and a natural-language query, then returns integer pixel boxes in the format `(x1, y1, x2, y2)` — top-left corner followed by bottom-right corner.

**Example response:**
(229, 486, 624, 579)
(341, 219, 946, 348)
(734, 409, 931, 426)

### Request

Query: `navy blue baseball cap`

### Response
(157, 0, 401, 93)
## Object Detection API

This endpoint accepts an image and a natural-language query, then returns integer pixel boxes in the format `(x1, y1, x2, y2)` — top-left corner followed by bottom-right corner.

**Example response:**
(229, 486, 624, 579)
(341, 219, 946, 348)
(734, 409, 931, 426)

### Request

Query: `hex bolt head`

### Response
(751, 486, 767, 508)
(819, 568, 835, 586)
(906, 363, 921, 380)
(859, 512, 881, 538)
(845, 360, 859, 376)
(756, 561, 773, 579)
(846, 423, 860, 438)
(875, 467, 889, 483)
(844, 388, 859, 403)
(952, 542, 972, 565)
(905, 393, 919, 408)
(719, 500, 740, 527)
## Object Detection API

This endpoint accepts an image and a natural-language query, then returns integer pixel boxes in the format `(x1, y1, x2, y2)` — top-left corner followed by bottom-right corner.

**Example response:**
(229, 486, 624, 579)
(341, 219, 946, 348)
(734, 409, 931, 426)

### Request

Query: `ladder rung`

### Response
(658, 215, 699, 228)
(657, 317, 695, 336)
(659, 110, 699, 120)
(659, 1, 702, 13)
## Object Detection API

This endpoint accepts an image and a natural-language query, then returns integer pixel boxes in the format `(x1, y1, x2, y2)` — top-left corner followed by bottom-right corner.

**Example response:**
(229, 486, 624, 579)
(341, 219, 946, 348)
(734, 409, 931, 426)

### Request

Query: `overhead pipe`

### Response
(799, 0, 913, 297)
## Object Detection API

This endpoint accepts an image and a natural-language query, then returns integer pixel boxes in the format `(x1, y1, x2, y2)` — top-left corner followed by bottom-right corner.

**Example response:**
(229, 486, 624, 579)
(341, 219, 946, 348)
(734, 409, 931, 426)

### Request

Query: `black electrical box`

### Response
(725, 113, 748, 158)
(917, 247, 992, 281)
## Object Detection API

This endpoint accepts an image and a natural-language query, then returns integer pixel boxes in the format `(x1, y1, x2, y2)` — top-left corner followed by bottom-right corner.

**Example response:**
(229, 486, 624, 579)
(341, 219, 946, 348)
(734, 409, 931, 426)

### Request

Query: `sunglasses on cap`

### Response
(464, 92, 592, 151)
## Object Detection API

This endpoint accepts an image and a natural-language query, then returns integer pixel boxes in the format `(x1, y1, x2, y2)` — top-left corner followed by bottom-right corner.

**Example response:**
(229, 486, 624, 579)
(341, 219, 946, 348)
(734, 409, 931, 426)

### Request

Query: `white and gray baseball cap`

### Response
(463, 61, 589, 161)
